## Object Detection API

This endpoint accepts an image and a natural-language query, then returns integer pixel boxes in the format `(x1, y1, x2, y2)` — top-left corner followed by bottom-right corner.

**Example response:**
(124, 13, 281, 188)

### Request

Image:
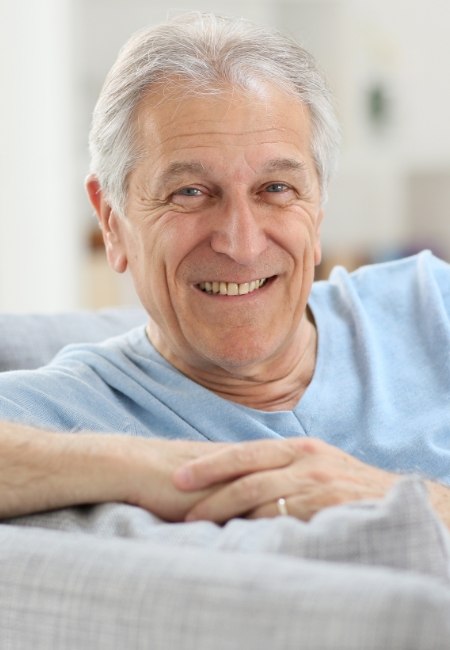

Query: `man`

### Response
(0, 13, 449, 527)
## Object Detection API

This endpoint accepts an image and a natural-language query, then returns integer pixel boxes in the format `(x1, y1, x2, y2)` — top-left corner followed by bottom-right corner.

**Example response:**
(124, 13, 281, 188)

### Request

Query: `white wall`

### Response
(0, 0, 83, 311)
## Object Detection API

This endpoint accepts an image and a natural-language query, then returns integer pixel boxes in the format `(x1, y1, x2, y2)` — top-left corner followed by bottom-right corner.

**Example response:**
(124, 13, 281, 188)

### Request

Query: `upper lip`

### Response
(198, 277, 267, 285)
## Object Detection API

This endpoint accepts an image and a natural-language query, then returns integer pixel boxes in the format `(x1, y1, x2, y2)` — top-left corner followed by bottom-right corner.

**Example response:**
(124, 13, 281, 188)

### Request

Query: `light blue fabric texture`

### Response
(0, 250, 449, 482)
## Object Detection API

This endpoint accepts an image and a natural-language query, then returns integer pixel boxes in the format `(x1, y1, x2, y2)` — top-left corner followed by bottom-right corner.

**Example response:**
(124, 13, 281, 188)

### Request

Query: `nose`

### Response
(210, 195, 268, 265)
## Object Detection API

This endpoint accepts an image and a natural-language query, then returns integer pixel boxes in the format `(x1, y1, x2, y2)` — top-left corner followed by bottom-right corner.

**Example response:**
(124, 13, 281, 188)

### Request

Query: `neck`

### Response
(147, 313, 317, 412)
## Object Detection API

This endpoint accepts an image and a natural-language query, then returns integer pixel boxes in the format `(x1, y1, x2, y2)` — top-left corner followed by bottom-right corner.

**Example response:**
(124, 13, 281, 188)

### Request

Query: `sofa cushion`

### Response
(0, 308, 147, 372)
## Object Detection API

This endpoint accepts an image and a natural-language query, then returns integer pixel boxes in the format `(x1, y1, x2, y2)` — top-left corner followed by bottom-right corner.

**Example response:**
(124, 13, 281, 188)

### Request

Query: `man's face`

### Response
(94, 82, 323, 376)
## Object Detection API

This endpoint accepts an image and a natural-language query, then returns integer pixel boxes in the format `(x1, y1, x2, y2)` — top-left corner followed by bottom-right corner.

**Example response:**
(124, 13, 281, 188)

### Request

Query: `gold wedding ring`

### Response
(277, 497, 289, 516)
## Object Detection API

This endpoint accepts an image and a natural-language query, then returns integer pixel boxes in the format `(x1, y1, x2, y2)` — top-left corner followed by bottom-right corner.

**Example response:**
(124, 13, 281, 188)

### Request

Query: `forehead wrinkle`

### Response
(145, 120, 303, 148)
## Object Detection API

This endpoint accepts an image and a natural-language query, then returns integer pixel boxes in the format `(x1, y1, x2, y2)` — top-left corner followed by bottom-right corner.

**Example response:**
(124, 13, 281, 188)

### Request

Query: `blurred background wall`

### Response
(1, 0, 449, 311)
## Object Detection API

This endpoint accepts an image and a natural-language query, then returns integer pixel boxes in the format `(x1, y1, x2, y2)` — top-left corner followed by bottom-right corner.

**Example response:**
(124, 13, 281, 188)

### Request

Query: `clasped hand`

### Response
(172, 438, 397, 523)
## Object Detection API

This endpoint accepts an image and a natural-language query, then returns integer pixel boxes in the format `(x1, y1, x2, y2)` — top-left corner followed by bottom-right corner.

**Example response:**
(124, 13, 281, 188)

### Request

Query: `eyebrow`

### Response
(261, 158, 308, 174)
(157, 161, 207, 188)
(156, 157, 308, 189)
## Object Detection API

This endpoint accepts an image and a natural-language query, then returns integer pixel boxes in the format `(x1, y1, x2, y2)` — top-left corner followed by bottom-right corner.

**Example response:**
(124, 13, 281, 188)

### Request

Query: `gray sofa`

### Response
(1, 309, 450, 649)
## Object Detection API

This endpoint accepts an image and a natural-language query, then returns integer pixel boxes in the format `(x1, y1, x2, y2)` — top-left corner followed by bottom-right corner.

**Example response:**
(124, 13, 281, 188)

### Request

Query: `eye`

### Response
(261, 182, 297, 206)
(265, 183, 290, 193)
(174, 187, 203, 197)
(170, 185, 211, 209)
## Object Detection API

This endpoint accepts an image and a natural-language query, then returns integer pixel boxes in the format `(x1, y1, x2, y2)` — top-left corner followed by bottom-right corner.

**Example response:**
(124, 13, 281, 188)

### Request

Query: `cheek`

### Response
(129, 223, 194, 302)
(119, 226, 158, 296)
(275, 218, 317, 263)
(160, 218, 211, 275)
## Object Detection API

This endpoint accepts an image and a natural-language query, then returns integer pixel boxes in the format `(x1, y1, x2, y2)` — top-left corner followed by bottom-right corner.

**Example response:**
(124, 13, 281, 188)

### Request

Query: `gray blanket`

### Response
(1, 477, 450, 649)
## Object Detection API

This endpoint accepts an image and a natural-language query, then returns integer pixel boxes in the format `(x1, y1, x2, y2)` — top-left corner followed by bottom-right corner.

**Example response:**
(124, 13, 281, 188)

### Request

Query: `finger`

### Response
(184, 466, 298, 523)
(174, 438, 303, 491)
(246, 477, 388, 522)
(246, 494, 314, 522)
(246, 498, 293, 520)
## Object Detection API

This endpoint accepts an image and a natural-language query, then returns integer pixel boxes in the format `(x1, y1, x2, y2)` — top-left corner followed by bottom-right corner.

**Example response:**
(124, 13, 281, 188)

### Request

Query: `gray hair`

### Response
(89, 12, 340, 215)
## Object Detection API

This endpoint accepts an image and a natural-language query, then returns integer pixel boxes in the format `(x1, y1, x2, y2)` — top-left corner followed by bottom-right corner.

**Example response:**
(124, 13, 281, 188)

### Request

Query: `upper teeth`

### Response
(199, 278, 267, 296)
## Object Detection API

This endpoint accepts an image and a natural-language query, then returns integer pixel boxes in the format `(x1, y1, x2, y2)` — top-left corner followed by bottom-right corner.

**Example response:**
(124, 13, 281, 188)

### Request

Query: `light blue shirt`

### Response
(1, 251, 449, 482)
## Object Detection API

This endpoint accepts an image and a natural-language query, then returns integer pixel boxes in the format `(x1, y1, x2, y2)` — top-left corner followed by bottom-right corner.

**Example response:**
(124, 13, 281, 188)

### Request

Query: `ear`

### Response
(313, 208, 324, 266)
(85, 174, 128, 273)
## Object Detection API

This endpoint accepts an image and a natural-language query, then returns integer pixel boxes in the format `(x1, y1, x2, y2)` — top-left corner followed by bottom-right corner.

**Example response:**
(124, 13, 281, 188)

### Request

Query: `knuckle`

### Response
(234, 473, 264, 504)
(188, 460, 211, 481)
(307, 468, 334, 484)
(273, 439, 295, 462)
(322, 487, 350, 508)
(307, 438, 326, 454)
(234, 444, 258, 468)
(289, 437, 324, 456)
(235, 440, 293, 468)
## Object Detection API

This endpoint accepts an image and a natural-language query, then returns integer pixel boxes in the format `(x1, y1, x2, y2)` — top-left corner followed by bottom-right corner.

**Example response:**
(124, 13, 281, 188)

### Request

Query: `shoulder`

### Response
(312, 251, 450, 313)
(345, 249, 447, 285)
(309, 251, 450, 351)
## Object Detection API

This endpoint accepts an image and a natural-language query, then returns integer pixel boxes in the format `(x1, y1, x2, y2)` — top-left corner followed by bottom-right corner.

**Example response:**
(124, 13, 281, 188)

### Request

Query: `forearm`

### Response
(0, 421, 219, 520)
(0, 421, 128, 518)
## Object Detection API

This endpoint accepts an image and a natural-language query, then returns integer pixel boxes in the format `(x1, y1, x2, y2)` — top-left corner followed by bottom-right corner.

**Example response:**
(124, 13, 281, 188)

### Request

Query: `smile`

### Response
(198, 278, 268, 296)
